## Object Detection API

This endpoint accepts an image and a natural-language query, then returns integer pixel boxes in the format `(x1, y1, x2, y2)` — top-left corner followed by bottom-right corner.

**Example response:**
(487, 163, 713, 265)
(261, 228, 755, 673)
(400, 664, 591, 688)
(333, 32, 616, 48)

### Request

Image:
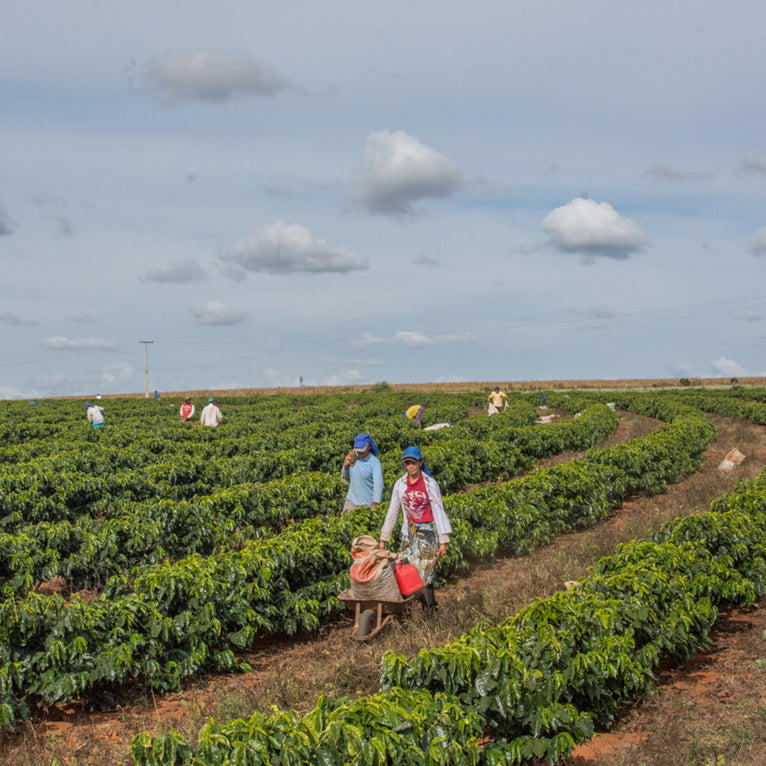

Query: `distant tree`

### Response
(730, 377, 739, 387)
(679, 378, 691, 387)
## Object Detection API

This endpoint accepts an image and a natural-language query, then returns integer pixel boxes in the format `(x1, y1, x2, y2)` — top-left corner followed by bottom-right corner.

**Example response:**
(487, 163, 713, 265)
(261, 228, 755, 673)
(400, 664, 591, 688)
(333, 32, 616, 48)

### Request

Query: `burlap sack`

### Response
(349, 536, 401, 601)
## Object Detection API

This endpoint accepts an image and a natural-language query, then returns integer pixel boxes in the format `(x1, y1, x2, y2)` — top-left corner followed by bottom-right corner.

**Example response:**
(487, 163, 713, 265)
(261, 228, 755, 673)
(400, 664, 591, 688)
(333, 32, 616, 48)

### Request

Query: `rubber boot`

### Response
(420, 585, 438, 614)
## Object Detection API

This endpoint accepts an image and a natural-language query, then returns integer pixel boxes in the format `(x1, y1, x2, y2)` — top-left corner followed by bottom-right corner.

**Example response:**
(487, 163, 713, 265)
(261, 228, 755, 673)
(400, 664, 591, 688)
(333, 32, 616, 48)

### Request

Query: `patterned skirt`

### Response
(402, 521, 440, 586)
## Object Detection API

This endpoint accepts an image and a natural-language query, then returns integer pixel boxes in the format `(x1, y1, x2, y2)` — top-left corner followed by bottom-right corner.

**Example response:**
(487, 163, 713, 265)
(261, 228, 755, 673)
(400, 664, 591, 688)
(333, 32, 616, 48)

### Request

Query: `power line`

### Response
(149, 295, 764, 346)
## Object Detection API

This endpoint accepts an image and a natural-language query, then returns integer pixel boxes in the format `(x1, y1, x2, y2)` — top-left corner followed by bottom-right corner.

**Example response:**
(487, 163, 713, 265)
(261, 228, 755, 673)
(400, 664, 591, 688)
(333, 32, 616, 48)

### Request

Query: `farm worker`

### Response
(403, 404, 425, 428)
(341, 433, 384, 513)
(85, 402, 105, 428)
(200, 397, 222, 427)
(378, 446, 452, 612)
(487, 386, 508, 415)
(180, 397, 195, 423)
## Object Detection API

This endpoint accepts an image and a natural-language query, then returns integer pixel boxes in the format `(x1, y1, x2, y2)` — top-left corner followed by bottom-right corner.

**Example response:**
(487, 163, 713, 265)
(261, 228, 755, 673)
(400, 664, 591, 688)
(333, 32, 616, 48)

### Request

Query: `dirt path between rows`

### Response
(3, 410, 766, 765)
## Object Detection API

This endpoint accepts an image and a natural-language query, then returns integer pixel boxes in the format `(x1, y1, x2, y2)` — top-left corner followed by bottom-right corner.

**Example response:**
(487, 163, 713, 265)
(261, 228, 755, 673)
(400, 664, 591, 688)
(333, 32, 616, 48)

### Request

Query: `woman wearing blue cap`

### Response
(341, 433, 384, 513)
(378, 446, 452, 611)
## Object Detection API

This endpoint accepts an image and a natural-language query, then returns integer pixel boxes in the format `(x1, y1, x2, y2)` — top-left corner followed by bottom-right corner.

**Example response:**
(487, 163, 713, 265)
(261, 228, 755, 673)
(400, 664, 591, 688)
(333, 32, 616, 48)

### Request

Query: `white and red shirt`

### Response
(402, 474, 434, 524)
(380, 472, 452, 545)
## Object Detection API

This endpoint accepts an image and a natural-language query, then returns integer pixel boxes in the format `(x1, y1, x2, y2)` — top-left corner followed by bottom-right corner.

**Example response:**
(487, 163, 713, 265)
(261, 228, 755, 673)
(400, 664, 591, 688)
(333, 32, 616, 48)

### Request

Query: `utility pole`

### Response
(139, 340, 154, 398)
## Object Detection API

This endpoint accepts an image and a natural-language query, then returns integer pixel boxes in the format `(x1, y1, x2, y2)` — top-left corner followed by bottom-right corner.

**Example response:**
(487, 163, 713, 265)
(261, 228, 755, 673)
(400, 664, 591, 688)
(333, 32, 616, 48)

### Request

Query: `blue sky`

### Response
(2, 1, 765, 398)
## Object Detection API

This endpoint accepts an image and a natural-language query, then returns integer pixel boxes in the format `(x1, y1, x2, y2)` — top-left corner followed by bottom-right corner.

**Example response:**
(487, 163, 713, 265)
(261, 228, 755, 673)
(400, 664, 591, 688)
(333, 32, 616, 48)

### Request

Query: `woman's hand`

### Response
(438, 543, 448, 558)
(344, 451, 357, 467)
(378, 540, 387, 550)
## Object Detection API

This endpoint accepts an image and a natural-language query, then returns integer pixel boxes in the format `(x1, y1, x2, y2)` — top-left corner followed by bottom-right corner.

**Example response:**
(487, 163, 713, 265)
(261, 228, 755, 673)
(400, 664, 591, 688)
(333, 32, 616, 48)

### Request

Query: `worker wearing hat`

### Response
(200, 397, 222, 427)
(341, 433, 384, 513)
(487, 386, 508, 415)
(403, 404, 425, 428)
(180, 397, 195, 423)
(378, 446, 451, 612)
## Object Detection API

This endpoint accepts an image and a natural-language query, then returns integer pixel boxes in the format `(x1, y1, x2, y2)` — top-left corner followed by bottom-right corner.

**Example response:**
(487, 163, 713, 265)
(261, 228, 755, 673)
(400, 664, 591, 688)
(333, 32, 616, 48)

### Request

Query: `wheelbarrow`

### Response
(337, 588, 422, 641)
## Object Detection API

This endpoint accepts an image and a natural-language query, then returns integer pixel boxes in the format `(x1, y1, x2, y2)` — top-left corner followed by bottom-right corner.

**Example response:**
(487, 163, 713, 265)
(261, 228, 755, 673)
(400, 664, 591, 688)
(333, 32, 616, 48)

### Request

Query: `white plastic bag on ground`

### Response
(718, 448, 746, 471)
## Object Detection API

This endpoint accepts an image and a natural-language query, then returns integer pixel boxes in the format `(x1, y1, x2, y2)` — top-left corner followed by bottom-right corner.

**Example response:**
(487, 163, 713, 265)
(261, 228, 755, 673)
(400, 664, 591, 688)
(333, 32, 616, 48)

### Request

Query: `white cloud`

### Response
(140, 257, 207, 283)
(643, 163, 713, 182)
(0, 384, 26, 400)
(747, 226, 766, 256)
(740, 311, 763, 322)
(221, 221, 367, 275)
(541, 197, 648, 259)
(321, 368, 368, 386)
(739, 152, 766, 178)
(99, 362, 134, 386)
(350, 330, 473, 349)
(349, 129, 463, 215)
(710, 356, 747, 377)
(143, 49, 292, 103)
(42, 336, 119, 351)
(190, 300, 249, 326)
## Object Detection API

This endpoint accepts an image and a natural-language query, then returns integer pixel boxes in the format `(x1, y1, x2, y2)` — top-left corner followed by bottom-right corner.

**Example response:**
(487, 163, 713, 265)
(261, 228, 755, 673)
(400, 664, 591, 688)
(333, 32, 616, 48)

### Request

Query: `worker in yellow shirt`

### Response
(487, 386, 508, 415)
(403, 404, 425, 428)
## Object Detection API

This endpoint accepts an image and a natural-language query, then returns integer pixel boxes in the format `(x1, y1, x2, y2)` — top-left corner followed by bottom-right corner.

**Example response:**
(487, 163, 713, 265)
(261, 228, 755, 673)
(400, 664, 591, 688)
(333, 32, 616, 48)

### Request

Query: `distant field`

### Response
(103, 376, 766, 400)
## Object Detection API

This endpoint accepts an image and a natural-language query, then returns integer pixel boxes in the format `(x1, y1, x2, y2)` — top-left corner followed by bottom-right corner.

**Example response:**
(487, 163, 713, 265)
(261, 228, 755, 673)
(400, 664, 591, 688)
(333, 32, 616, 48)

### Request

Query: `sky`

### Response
(2, 0, 766, 399)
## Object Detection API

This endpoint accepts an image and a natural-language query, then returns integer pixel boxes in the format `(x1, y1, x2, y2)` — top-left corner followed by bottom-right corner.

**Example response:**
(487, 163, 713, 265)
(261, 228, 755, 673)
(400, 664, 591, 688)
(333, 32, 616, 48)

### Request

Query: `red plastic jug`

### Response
(394, 559, 424, 596)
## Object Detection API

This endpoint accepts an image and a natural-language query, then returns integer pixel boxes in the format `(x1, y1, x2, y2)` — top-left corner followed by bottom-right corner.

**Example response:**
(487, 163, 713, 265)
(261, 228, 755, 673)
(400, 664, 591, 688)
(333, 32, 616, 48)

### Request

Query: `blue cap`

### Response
(402, 446, 422, 462)
(353, 433, 378, 455)
(402, 446, 430, 476)
(208, 397, 214, 402)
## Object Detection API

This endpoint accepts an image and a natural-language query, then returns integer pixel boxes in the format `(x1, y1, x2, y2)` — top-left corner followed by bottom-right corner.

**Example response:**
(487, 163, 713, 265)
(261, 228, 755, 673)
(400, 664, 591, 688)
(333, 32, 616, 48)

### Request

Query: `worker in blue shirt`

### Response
(341, 433, 384, 513)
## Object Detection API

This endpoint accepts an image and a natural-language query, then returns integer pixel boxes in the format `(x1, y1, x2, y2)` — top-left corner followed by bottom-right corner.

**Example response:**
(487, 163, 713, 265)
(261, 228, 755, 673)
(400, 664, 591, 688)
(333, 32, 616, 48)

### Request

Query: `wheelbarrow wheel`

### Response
(357, 609, 377, 638)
